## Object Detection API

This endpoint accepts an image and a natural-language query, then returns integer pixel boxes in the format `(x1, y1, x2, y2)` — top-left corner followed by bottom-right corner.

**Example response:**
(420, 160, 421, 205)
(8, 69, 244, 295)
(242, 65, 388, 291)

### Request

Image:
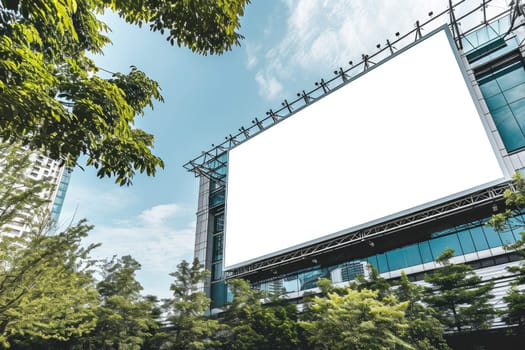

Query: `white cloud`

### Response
(88, 221, 195, 272)
(255, 71, 284, 100)
(138, 203, 183, 226)
(245, 43, 261, 69)
(60, 179, 195, 298)
(251, 0, 452, 101)
(81, 202, 196, 298)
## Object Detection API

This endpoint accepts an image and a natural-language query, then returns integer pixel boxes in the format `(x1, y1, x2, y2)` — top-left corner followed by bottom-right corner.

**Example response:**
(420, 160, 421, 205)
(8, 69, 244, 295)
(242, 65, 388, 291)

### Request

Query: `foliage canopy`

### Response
(0, 0, 249, 185)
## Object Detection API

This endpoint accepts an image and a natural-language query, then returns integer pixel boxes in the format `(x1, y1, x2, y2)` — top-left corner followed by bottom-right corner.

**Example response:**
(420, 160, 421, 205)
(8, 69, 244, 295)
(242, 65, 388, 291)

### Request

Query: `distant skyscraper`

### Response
(0, 144, 71, 235)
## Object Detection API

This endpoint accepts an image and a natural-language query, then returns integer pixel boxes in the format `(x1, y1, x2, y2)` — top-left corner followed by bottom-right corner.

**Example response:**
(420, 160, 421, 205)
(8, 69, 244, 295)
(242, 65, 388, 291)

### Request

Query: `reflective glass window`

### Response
(262, 279, 286, 293)
(212, 234, 223, 262)
(457, 230, 476, 254)
(211, 282, 227, 308)
(215, 165, 227, 176)
(485, 94, 507, 110)
(430, 234, 462, 257)
(366, 255, 379, 271)
(283, 275, 300, 293)
(339, 261, 365, 282)
(376, 253, 389, 273)
(212, 261, 223, 280)
(478, 61, 525, 152)
(210, 189, 225, 206)
(217, 152, 228, 163)
(482, 225, 503, 248)
(511, 99, 525, 128)
(499, 226, 517, 245)
(508, 215, 525, 241)
(492, 106, 525, 151)
(298, 268, 327, 291)
(386, 244, 422, 271)
(213, 213, 224, 233)
(503, 83, 525, 103)
(479, 80, 500, 97)
(210, 180, 223, 191)
(497, 64, 525, 90)
(418, 241, 434, 263)
(470, 226, 489, 251)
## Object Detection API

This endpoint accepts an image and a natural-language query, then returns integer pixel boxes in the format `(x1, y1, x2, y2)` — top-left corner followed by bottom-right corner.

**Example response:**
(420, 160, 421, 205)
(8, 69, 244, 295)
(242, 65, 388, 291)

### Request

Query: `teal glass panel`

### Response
(512, 227, 524, 242)
(386, 244, 422, 271)
(211, 281, 227, 308)
(492, 106, 525, 151)
(497, 64, 525, 90)
(431, 226, 456, 238)
(215, 165, 227, 176)
(376, 253, 389, 273)
(479, 79, 500, 98)
(508, 215, 525, 241)
(457, 230, 476, 254)
(478, 59, 525, 152)
(402, 244, 423, 267)
(476, 27, 490, 46)
(470, 226, 489, 251)
(485, 93, 507, 110)
(210, 189, 225, 206)
(299, 268, 327, 290)
(210, 180, 223, 191)
(264, 278, 286, 293)
(482, 225, 503, 248)
(503, 83, 525, 104)
(212, 234, 223, 262)
(499, 227, 517, 245)
(511, 99, 525, 129)
(283, 275, 299, 293)
(218, 152, 228, 162)
(366, 255, 379, 271)
(418, 241, 434, 263)
(213, 213, 224, 233)
(429, 234, 462, 257)
(339, 261, 365, 281)
(212, 261, 223, 280)
(385, 249, 403, 271)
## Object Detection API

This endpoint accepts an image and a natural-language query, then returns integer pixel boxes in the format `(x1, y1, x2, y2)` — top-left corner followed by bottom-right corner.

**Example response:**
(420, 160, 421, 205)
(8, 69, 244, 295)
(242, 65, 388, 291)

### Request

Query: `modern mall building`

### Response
(184, 0, 525, 320)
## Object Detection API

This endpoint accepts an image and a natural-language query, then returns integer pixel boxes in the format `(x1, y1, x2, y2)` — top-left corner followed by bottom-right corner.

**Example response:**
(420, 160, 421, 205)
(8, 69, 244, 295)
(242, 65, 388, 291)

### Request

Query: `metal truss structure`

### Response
(183, 0, 522, 181)
(226, 181, 513, 279)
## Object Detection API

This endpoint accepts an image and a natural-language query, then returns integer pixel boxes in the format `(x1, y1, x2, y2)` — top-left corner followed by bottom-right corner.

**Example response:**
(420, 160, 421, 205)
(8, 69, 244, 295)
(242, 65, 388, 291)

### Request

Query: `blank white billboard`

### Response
(224, 28, 506, 270)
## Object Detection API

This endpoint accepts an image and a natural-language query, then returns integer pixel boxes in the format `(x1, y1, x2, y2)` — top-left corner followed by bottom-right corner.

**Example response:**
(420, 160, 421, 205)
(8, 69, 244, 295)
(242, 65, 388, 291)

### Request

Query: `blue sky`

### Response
(58, 0, 508, 298)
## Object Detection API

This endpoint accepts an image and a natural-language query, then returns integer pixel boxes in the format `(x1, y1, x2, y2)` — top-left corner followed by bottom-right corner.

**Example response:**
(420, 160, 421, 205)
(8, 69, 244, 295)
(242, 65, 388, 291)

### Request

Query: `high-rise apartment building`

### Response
(185, 0, 525, 326)
(0, 144, 71, 235)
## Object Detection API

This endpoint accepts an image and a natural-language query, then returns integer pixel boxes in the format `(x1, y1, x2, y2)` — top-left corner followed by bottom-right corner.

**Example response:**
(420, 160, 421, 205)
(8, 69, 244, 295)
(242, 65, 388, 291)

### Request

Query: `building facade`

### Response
(0, 143, 71, 235)
(185, 0, 525, 316)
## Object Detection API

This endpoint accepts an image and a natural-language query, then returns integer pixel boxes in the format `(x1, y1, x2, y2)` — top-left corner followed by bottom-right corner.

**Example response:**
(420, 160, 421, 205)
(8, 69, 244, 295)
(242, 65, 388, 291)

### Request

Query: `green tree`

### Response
(0, 142, 50, 230)
(300, 286, 413, 350)
(352, 266, 449, 350)
(0, 142, 99, 348)
(0, 0, 249, 185)
(353, 265, 392, 299)
(0, 221, 99, 348)
(220, 279, 300, 350)
(502, 286, 525, 329)
(142, 295, 169, 350)
(395, 272, 450, 350)
(74, 255, 157, 350)
(488, 172, 525, 331)
(424, 248, 495, 332)
(162, 258, 221, 350)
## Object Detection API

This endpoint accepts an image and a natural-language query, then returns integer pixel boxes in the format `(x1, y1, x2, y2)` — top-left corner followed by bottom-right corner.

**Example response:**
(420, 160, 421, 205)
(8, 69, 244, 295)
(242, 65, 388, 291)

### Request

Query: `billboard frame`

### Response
(222, 25, 510, 271)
